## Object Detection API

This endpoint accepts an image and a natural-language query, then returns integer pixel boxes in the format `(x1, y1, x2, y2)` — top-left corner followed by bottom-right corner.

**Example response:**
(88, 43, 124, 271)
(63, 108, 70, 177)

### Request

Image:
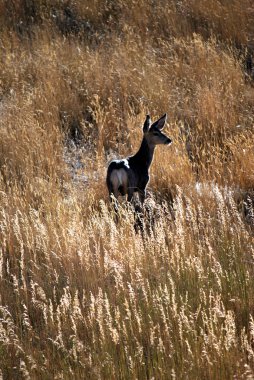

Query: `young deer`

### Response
(106, 113, 172, 206)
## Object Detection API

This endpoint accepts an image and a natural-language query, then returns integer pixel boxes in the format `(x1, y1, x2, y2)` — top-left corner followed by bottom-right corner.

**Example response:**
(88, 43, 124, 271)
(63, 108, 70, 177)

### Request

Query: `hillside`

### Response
(0, 1, 254, 379)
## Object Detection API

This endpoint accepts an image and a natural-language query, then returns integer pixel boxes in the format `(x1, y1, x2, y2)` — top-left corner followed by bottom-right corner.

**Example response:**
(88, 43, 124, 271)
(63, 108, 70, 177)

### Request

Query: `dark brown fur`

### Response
(106, 114, 172, 205)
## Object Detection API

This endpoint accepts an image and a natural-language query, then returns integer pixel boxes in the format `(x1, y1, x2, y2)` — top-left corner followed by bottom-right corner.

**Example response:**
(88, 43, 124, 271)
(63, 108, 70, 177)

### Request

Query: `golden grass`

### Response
(0, 1, 254, 378)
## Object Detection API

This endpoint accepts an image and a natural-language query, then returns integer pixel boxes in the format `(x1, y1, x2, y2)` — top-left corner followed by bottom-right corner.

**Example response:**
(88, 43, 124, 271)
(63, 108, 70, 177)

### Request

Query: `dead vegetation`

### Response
(0, 0, 254, 378)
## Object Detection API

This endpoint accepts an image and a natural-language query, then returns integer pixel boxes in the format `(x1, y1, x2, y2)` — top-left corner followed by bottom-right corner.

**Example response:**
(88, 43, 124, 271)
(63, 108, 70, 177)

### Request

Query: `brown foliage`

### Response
(0, 1, 254, 378)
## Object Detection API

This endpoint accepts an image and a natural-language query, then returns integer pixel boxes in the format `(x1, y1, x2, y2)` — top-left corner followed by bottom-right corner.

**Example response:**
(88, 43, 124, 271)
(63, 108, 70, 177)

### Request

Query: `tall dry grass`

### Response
(0, 0, 254, 378)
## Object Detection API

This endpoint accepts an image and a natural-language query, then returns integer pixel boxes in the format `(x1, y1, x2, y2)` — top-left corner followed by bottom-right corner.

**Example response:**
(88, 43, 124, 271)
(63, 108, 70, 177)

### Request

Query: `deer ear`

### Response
(152, 113, 167, 130)
(143, 115, 151, 133)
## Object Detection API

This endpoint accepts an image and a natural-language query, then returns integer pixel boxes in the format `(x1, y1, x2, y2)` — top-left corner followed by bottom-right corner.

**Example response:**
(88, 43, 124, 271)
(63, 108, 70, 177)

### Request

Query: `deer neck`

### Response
(133, 137, 155, 170)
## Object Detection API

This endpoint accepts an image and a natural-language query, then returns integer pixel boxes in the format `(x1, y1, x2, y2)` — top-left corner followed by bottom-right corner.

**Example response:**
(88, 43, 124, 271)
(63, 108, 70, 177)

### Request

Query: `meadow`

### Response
(0, 0, 254, 378)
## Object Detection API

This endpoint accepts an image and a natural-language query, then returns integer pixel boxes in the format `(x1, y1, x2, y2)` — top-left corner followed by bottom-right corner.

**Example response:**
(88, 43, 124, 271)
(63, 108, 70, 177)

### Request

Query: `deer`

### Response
(106, 113, 172, 209)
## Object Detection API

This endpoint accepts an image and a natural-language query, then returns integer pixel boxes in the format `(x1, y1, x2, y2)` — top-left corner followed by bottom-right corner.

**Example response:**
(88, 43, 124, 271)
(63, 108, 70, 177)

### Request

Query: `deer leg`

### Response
(138, 176, 149, 204)
(133, 187, 147, 233)
(127, 188, 134, 202)
(138, 188, 146, 204)
(134, 190, 145, 234)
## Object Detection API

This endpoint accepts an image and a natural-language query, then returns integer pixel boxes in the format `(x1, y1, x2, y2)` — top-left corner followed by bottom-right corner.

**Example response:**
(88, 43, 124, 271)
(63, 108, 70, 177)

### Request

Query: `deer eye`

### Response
(153, 131, 159, 136)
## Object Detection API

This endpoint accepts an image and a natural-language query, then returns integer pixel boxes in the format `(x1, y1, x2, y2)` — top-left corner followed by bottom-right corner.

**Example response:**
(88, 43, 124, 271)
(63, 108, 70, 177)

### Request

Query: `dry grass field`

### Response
(0, 1, 254, 379)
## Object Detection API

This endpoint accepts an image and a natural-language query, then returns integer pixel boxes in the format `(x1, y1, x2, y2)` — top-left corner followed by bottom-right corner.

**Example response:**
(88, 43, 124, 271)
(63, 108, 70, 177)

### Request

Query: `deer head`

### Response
(143, 114, 172, 146)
